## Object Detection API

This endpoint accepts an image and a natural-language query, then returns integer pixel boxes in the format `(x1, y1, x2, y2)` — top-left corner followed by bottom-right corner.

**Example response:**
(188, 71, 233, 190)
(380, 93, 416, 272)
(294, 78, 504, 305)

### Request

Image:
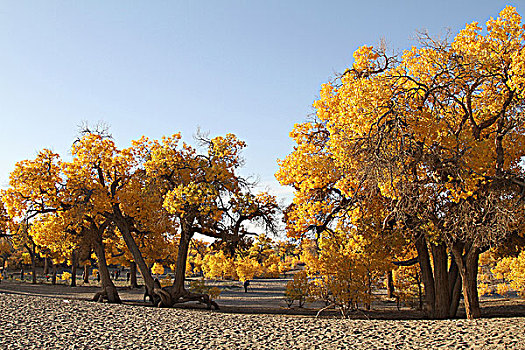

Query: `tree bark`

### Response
(83, 264, 90, 284)
(415, 234, 435, 316)
(30, 248, 37, 284)
(448, 256, 461, 318)
(112, 210, 155, 296)
(431, 243, 450, 319)
(43, 257, 49, 276)
(162, 226, 217, 309)
(25, 243, 37, 284)
(386, 270, 395, 298)
(51, 262, 57, 285)
(452, 244, 481, 319)
(130, 261, 139, 288)
(93, 239, 121, 303)
(462, 251, 481, 319)
(70, 250, 77, 287)
(172, 230, 192, 295)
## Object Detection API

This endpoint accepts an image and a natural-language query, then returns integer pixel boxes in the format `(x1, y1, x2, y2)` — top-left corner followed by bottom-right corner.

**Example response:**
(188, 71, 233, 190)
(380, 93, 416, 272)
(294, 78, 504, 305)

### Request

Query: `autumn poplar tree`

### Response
(141, 133, 279, 307)
(278, 6, 525, 319)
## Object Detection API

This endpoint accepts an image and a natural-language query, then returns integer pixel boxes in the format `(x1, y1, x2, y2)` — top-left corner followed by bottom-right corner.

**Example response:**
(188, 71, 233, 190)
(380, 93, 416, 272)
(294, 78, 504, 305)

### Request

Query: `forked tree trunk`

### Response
(113, 208, 217, 309)
(163, 227, 217, 309)
(113, 211, 155, 296)
(93, 240, 121, 303)
(452, 244, 481, 319)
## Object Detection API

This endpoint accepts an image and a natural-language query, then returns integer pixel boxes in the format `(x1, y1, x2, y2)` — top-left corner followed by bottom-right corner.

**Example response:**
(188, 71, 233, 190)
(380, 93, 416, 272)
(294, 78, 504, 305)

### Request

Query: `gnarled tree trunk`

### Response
(113, 208, 217, 309)
(161, 227, 218, 309)
(92, 240, 121, 303)
(451, 243, 481, 319)
(172, 230, 192, 295)
(112, 209, 156, 297)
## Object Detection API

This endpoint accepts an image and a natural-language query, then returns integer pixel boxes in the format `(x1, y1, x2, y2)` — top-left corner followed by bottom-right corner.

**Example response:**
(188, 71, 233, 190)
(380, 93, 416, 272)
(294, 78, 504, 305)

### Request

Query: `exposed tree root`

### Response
(92, 286, 121, 304)
(148, 285, 219, 310)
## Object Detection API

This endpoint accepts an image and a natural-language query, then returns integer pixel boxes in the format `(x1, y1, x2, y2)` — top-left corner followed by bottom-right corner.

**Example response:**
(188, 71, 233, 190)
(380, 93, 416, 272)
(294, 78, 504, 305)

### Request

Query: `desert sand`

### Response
(1, 279, 524, 349)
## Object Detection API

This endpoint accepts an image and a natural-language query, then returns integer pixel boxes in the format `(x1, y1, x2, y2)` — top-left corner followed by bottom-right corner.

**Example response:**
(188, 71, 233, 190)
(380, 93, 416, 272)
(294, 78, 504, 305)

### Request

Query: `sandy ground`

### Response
(1, 293, 525, 349)
(1, 279, 525, 349)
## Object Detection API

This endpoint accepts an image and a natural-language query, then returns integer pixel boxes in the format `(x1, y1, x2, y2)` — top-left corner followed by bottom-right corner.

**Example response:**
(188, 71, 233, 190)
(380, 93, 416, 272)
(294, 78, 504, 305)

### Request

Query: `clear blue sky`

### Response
(0, 1, 520, 203)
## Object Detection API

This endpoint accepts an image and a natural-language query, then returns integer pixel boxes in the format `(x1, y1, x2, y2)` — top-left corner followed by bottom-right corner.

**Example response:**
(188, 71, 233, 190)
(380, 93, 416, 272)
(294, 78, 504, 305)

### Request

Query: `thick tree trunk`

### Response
(93, 240, 121, 304)
(386, 270, 395, 298)
(462, 251, 481, 319)
(161, 227, 218, 309)
(415, 234, 435, 316)
(113, 213, 155, 295)
(130, 261, 139, 288)
(172, 231, 192, 295)
(431, 243, 450, 319)
(70, 250, 77, 287)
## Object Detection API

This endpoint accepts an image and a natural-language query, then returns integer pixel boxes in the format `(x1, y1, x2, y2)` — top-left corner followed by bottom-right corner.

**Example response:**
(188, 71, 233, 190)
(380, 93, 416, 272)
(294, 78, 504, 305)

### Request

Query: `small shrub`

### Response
(284, 271, 309, 308)
(189, 278, 222, 300)
(61, 271, 72, 282)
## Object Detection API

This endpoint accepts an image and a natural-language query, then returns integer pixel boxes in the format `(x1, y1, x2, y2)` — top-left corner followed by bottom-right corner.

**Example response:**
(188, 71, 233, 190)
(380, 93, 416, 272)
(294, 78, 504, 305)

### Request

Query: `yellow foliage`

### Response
(235, 256, 261, 282)
(151, 262, 165, 276)
(284, 271, 309, 307)
(478, 282, 494, 297)
(188, 278, 222, 300)
(496, 283, 511, 296)
(277, 7, 525, 316)
(202, 251, 236, 280)
(505, 251, 525, 297)
(160, 277, 173, 287)
(61, 271, 72, 282)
